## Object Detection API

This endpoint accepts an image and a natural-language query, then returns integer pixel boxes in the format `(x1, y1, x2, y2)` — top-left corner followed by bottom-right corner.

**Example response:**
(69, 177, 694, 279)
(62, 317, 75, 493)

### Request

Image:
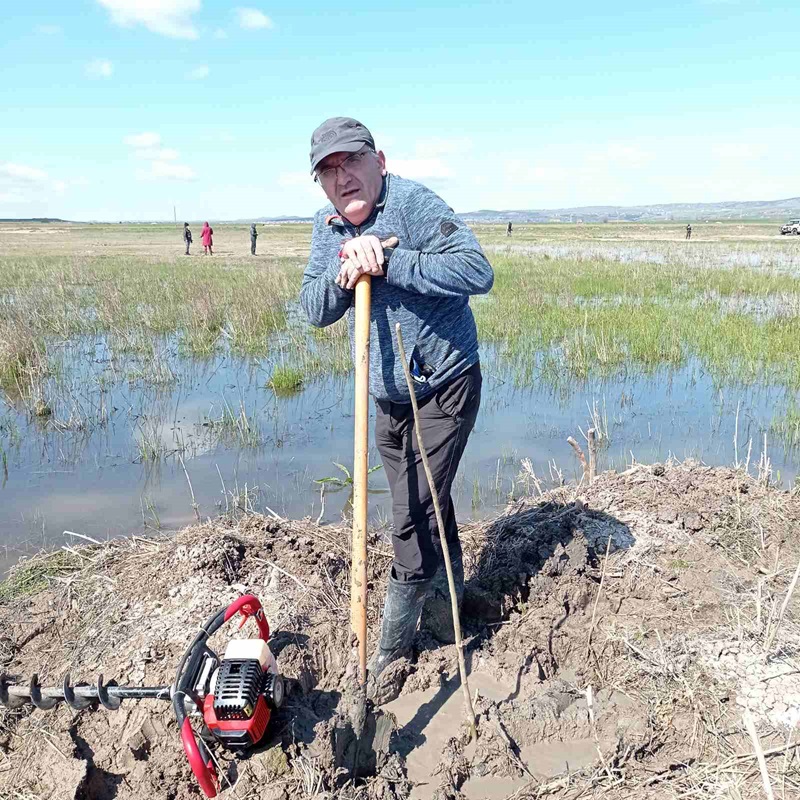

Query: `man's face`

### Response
(316, 147, 386, 226)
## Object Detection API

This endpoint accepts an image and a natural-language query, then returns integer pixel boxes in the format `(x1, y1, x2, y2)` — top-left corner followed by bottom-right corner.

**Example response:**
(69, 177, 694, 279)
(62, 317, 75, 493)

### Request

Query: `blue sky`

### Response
(2, 0, 799, 220)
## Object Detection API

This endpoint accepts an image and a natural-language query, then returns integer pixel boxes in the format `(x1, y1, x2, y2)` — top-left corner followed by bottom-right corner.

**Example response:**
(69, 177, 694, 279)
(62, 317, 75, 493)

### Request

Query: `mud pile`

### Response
(2, 460, 800, 799)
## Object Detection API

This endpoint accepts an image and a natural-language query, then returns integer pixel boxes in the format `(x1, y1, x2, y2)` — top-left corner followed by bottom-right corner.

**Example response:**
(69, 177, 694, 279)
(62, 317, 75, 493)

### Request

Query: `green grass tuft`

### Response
(0, 550, 82, 604)
(771, 405, 800, 450)
(268, 365, 305, 396)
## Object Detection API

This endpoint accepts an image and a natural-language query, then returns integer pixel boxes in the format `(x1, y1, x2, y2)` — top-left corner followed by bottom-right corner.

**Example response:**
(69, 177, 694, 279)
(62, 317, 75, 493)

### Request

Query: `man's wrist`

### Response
(326, 258, 351, 292)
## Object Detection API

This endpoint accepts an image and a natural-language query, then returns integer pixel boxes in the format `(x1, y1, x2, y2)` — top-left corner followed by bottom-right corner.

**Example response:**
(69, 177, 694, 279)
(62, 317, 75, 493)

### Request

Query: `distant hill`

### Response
(4, 196, 800, 225)
(460, 197, 800, 223)
(244, 216, 314, 223)
(0, 217, 68, 223)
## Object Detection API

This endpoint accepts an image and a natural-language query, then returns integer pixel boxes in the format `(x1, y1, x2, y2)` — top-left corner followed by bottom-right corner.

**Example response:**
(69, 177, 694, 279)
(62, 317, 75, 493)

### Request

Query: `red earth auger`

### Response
(0, 594, 284, 798)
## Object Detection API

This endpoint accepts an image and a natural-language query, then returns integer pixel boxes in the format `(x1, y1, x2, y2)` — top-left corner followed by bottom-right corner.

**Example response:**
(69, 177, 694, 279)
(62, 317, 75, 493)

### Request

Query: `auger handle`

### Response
(180, 717, 220, 798)
(223, 594, 270, 641)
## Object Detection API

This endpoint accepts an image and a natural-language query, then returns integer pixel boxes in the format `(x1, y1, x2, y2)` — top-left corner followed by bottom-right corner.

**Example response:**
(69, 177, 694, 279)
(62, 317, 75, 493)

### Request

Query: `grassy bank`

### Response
(0, 253, 299, 353)
(1, 222, 800, 394)
(475, 246, 800, 389)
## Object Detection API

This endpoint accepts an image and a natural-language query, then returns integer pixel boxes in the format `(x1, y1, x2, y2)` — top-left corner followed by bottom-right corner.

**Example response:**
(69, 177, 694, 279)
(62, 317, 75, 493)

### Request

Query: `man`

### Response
(686, 223, 692, 240)
(300, 117, 493, 696)
(250, 222, 258, 255)
(507, 221, 512, 237)
(183, 222, 192, 255)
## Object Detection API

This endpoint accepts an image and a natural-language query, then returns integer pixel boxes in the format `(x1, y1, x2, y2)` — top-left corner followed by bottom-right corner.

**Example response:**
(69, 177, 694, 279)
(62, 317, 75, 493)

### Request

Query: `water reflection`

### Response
(1, 334, 798, 572)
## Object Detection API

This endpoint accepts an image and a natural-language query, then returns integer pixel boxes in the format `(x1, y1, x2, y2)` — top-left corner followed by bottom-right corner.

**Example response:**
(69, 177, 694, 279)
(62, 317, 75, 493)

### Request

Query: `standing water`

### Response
(1, 334, 796, 573)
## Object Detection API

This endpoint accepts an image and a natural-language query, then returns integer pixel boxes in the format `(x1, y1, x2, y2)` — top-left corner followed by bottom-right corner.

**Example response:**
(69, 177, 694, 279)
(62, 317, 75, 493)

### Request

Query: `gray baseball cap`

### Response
(309, 117, 375, 173)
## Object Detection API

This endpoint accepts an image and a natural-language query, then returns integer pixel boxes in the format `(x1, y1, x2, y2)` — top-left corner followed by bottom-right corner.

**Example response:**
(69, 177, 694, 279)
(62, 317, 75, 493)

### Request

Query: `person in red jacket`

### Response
(201, 222, 214, 255)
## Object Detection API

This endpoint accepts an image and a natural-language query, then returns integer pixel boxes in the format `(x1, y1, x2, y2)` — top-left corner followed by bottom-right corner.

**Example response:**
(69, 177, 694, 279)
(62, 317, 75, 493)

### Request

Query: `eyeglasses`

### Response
(314, 150, 372, 184)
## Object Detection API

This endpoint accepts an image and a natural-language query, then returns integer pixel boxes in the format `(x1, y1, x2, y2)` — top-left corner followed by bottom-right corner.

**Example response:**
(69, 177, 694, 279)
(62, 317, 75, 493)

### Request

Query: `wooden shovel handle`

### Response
(351, 235, 398, 686)
(351, 273, 371, 686)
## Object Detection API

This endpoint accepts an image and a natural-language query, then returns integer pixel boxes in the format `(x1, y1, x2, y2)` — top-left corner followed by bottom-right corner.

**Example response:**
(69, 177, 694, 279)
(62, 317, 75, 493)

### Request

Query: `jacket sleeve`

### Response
(300, 212, 353, 328)
(386, 186, 493, 297)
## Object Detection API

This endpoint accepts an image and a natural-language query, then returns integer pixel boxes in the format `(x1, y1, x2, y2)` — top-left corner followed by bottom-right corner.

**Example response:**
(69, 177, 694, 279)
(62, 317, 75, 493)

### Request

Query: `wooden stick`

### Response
(587, 427, 597, 484)
(351, 273, 371, 687)
(62, 530, 102, 545)
(567, 436, 587, 475)
(744, 712, 776, 800)
(586, 534, 613, 659)
(178, 454, 201, 523)
(395, 322, 477, 740)
(765, 556, 800, 655)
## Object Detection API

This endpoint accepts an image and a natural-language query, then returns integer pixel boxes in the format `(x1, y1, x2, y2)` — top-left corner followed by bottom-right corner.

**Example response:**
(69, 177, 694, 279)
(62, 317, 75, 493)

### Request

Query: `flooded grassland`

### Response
(1, 221, 798, 569)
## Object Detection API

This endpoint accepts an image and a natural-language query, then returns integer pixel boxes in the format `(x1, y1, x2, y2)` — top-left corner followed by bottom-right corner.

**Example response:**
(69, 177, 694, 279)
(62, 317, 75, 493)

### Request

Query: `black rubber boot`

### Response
(367, 576, 431, 703)
(421, 538, 464, 644)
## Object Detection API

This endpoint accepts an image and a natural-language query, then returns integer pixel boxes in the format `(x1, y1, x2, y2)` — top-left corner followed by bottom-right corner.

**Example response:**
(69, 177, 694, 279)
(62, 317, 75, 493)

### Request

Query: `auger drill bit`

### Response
(0, 671, 171, 710)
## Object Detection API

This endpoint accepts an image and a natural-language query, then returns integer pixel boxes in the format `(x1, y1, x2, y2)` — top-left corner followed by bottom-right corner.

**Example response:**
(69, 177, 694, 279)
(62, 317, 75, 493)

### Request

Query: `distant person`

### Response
(183, 222, 192, 255)
(201, 221, 214, 255)
(250, 222, 258, 255)
(686, 223, 692, 240)
(507, 221, 512, 237)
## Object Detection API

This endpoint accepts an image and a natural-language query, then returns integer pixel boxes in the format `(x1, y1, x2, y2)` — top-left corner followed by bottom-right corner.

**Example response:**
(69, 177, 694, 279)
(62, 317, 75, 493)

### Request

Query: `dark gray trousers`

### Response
(375, 362, 481, 583)
(251, 236, 257, 254)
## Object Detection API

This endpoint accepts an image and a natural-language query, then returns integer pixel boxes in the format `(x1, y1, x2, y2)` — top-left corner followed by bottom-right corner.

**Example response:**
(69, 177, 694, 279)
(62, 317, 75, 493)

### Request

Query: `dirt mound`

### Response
(2, 461, 800, 799)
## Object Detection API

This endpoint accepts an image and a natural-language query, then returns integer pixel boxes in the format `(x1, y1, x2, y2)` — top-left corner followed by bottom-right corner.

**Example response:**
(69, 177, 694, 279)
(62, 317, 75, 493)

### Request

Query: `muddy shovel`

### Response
(335, 236, 398, 778)
(350, 262, 371, 693)
(351, 236, 398, 688)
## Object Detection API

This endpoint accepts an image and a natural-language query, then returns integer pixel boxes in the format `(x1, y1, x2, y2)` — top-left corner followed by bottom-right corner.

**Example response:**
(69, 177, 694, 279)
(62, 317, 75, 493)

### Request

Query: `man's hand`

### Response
(335, 235, 385, 290)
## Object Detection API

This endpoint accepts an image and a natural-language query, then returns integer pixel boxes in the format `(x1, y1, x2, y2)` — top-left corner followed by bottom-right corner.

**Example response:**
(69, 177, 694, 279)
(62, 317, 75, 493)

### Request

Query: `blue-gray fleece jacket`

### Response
(300, 174, 493, 402)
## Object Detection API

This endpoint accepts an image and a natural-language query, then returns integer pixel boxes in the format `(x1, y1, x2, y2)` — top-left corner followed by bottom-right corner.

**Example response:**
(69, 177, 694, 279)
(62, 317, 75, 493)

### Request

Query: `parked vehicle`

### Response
(780, 219, 800, 235)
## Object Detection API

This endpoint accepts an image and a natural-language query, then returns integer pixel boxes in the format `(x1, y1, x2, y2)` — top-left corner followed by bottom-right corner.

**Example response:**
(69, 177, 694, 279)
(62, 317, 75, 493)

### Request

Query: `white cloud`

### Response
(712, 142, 767, 161)
(155, 148, 180, 161)
(213, 27, 228, 39)
(584, 143, 652, 169)
(277, 172, 310, 187)
(0, 163, 49, 183)
(277, 172, 323, 203)
(502, 160, 569, 184)
(413, 137, 473, 158)
(0, 162, 78, 207)
(381, 137, 472, 184)
(96, 0, 201, 40)
(86, 59, 113, 79)
(236, 7, 273, 29)
(470, 129, 800, 211)
(134, 147, 180, 161)
(138, 161, 196, 181)
(125, 135, 194, 181)
(389, 158, 452, 180)
(124, 132, 162, 149)
(35, 24, 62, 35)
(186, 65, 210, 80)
